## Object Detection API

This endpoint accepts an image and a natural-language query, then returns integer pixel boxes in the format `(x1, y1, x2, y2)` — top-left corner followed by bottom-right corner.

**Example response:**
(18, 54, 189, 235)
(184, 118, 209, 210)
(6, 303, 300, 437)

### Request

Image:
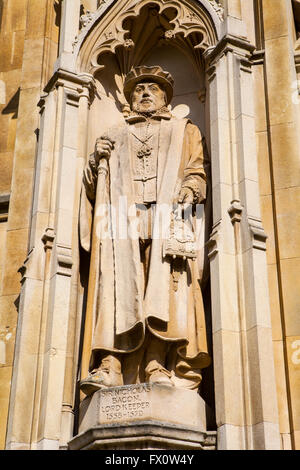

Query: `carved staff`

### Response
(80, 137, 114, 384)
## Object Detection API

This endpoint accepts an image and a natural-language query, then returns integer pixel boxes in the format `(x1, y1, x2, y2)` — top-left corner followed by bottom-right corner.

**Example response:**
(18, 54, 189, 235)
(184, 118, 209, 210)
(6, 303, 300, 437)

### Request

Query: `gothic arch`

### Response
(75, 0, 222, 76)
(72, 0, 221, 141)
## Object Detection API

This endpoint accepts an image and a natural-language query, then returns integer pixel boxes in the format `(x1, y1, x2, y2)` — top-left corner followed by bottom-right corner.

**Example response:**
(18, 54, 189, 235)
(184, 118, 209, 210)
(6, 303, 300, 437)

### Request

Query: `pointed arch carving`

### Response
(75, 0, 221, 76)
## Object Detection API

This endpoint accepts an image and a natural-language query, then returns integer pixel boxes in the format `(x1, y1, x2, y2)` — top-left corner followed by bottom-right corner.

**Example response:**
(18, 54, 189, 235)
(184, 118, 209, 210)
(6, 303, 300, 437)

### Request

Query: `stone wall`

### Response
(0, 0, 59, 449)
(0, 0, 299, 450)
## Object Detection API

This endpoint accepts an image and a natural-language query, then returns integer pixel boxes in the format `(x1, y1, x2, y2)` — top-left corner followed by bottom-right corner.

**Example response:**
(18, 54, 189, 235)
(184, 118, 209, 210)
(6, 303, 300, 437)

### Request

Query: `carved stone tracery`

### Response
(76, 0, 220, 76)
(73, 0, 221, 114)
(207, 0, 223, 21)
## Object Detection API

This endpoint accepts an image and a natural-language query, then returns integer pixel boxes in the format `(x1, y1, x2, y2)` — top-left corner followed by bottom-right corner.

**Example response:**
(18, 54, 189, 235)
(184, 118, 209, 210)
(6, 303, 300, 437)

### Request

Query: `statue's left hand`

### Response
(178, 187, 194, 204)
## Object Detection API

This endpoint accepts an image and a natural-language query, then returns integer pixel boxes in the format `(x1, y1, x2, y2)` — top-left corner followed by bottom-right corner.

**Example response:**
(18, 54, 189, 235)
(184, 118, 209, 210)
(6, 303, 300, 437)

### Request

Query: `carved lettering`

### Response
(100, 384, 151, 421)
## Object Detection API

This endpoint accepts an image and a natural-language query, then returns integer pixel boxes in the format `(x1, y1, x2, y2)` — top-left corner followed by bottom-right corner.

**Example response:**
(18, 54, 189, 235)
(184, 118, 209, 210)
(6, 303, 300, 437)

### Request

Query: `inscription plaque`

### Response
(99, 384, 151, 422)
(79, 383, 207, 434)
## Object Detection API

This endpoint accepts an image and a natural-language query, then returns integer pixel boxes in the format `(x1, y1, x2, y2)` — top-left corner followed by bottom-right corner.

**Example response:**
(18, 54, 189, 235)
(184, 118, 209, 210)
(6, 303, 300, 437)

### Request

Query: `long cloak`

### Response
(80, 117, 211, 384)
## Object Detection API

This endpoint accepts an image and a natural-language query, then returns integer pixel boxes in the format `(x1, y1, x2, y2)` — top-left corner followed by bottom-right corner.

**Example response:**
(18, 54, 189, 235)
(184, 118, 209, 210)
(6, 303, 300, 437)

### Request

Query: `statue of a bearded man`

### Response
(79, 66, 210, 396)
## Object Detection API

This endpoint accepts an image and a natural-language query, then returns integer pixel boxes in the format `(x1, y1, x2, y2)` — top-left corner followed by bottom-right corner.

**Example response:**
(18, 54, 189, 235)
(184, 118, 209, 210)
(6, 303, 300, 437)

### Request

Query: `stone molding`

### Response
(55, 245, 73, 278)
(43, 69, 96, 106)
(205, 33, 255, 70)
(69, 421, 217, 450)
(248, 216, 268, 252)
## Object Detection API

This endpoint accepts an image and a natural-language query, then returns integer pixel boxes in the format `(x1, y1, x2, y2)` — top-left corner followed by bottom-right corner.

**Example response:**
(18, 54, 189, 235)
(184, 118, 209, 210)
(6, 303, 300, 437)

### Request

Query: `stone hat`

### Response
(124, 65, 174, 105)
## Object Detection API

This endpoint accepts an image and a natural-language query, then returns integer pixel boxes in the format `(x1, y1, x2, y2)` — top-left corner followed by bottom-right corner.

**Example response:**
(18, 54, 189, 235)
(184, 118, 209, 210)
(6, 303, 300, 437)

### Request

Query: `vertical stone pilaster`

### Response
(206, 29, 281, 449)
(206, 51, 245, 449)
(2, 0, 60, 449)
(5, 88, 58, 450)
(34, 72, 95, 450)
(6, 70, 95, 450)
(58, 74, 96, 449)
(225, 0, 242, 19)
(55, 0, 81, 72)
(59, 0, 81, 55)
(262, 0, 300, 450)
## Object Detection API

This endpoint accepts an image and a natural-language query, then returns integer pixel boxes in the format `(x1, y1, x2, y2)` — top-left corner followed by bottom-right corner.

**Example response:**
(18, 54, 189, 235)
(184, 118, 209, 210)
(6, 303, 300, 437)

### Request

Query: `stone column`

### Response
(2, 0, 60, 450)
(206, 19, 281, 449)
(5, 70, 95, 450)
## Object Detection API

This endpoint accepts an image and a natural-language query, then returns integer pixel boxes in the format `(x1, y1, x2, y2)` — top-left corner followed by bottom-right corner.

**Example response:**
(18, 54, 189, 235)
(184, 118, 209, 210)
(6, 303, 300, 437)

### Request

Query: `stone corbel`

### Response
(42, 228, 56, 252)
(198, 87, 207, 103)
(251, 49, 265, 66)
(248, 216, 268, 252)
(228, 200, 243, 224)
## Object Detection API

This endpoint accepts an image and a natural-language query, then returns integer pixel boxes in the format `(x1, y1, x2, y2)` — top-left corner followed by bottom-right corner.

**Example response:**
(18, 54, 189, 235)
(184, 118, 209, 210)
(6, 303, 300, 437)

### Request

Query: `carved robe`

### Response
(80, 113, 211, 387)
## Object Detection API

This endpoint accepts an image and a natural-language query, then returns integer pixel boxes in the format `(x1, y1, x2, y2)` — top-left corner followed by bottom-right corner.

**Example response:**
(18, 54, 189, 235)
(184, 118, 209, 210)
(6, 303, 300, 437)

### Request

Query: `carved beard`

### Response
(132, 105, 170, 117)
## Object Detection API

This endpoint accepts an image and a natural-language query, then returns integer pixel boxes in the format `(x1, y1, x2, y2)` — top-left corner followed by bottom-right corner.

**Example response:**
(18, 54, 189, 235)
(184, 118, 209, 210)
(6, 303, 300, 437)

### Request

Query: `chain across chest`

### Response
(131, 121, 157, 175)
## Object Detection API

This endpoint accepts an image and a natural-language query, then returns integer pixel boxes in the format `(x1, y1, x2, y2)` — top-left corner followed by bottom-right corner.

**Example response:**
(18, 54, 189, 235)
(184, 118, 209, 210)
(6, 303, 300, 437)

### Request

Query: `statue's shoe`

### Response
(80, 369, 122, 396)
(146, 367, 174, 387)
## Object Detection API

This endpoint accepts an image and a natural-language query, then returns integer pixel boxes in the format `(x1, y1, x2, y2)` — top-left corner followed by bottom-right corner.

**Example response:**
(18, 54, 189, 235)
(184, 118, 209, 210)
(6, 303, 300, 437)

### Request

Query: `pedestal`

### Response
(68, 383, 216, 450)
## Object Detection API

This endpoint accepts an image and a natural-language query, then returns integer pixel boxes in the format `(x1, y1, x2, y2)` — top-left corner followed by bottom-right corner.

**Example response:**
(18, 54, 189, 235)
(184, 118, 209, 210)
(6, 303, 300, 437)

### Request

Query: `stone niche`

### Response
(84, 2, 209, 158)
(70, 0, 217, 450)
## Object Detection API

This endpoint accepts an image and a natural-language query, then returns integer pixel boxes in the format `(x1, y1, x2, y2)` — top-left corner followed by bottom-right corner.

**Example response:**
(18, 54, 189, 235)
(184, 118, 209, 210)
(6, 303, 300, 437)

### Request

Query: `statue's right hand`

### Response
(95, 136, 114, 161)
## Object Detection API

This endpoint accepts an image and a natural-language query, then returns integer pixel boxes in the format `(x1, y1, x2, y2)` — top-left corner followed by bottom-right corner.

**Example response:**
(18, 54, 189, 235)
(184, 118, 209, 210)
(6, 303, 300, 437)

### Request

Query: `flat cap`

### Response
(124, 65, 174, 105)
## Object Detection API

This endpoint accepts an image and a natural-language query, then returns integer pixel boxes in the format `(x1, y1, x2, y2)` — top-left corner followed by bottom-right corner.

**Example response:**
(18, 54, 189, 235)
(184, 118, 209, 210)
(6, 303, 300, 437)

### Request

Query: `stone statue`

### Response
(79, 66, 210, 396)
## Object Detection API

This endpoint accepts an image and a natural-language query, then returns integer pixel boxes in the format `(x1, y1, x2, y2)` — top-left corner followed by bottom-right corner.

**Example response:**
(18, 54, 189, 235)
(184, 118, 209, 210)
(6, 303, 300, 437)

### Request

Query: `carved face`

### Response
(131, 82, 167, 113)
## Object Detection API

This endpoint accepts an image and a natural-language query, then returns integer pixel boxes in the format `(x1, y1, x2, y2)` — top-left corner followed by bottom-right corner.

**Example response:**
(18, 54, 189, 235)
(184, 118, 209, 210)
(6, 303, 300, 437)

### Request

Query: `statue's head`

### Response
(124, 66, 174, 114)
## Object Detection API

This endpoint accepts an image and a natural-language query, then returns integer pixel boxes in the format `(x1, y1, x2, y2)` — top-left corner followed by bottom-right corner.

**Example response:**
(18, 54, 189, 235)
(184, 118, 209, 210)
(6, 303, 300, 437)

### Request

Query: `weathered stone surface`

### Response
(79, 383, 207, 433)
(69, 421, 216, 450)
(0, 0, 299, 452)
(69, 383, 215, 450)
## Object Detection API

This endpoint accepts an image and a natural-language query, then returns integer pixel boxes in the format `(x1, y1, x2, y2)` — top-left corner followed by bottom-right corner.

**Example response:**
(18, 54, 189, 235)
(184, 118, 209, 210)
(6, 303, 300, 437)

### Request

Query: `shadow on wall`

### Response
(293, 0, 300, 38)
(0, 0, 3, 31)
(1, 88, 20, 119)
